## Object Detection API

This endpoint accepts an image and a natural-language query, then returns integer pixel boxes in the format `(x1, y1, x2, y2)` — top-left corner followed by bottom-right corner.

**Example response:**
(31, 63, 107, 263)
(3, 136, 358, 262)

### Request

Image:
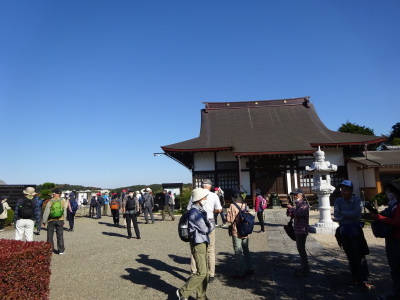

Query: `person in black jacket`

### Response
(124, 189, 141, 239)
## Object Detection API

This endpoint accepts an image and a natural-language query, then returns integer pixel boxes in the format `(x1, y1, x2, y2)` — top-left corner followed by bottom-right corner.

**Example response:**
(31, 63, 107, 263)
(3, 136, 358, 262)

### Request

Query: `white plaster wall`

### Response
(347, 163, 360, 197)
(358, 168, 376, 188)
(194, 152, 215, 171)
(323, 148, 345, 166)
(241, 171, 251, 193)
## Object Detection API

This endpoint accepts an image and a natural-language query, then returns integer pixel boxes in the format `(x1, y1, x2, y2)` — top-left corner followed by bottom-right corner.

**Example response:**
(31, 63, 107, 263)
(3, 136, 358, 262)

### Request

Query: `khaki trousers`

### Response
(191, 228, 215, 277)
(181, 242, 208, 300)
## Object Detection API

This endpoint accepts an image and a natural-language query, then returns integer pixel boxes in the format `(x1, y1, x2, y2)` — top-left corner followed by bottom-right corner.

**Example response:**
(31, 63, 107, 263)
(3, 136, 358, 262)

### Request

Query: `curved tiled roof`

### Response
(161, 97, 386, 167)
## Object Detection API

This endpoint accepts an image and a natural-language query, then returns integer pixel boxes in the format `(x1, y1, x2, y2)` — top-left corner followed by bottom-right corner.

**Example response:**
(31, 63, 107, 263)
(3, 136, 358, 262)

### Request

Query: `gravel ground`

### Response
(0, 208, 392, 300)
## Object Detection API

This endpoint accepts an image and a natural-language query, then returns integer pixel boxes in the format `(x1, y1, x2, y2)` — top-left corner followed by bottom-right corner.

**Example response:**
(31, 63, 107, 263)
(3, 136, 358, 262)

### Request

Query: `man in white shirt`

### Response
(187, 179, 222, 283)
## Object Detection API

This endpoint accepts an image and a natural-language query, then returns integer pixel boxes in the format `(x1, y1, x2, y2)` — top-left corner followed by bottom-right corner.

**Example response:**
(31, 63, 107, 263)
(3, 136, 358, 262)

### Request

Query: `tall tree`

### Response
(389, 122, 400, 143)
(338, 122, 374, 135)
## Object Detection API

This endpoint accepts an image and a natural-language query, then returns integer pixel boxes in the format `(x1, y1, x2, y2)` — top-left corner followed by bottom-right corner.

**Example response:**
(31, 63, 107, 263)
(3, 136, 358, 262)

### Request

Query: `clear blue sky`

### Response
(1, 1, 399, 188)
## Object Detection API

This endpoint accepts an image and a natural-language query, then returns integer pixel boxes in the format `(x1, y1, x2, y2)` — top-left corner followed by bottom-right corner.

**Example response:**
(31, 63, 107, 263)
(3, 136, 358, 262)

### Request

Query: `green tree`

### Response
(338, 122, 374, 135)
(389, 122, 400, 143)
(179, 187, 193, 211)
(38, 182, 56, 200)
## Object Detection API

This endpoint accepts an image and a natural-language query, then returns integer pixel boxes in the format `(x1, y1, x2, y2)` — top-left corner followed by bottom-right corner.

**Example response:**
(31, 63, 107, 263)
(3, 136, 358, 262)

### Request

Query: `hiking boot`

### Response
(176, 289, 187, 300)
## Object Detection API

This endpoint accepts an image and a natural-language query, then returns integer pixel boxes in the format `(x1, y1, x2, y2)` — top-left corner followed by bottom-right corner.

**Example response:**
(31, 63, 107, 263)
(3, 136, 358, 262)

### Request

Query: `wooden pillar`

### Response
(375, 168, 382, 194)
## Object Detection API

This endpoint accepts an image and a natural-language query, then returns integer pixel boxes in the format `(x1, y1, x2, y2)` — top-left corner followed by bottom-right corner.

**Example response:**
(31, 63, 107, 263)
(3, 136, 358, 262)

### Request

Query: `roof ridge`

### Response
(203, 97, 311, 111)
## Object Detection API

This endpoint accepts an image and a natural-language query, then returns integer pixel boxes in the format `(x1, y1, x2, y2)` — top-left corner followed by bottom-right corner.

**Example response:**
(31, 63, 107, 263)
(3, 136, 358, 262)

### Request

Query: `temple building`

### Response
(161, 97, 387, 200)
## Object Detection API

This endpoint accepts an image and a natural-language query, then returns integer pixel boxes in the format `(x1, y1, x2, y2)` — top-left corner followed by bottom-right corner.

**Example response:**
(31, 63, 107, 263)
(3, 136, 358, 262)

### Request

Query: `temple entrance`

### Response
(254, 169, 286, 196)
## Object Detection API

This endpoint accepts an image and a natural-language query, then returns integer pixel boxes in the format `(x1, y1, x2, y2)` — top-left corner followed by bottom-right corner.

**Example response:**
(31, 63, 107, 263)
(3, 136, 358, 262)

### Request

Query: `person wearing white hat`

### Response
(177, 188, 210, 300)
(334, 180, 373, 290)
(14, 187, 40, 241)
(142, 188, 155, 224)
(187, 179, 222, 283)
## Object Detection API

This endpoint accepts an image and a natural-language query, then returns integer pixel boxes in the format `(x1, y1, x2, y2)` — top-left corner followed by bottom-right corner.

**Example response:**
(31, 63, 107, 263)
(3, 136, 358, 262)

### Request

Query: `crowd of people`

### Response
(1, 179, 400, 300)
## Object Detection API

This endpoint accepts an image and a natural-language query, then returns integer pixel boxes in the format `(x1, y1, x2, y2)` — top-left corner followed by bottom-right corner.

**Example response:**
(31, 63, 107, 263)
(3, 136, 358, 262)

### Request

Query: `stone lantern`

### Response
(306, 146, 339, 234)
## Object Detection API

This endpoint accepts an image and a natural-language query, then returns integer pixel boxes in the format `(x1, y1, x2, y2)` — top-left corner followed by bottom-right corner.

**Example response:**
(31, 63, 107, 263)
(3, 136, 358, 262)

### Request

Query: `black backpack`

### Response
(0, 202, 4, 215)
(126, 197, 136, 211)
(178, 210, 191, 242)
(233, 203, 255, 236)
(18, 198, 34, 219)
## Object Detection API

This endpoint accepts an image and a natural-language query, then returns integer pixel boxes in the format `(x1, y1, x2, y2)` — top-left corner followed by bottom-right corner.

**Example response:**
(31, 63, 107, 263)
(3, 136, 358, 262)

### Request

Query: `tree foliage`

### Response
(389, 122, 400, 142)
(338, 122, 374, 135)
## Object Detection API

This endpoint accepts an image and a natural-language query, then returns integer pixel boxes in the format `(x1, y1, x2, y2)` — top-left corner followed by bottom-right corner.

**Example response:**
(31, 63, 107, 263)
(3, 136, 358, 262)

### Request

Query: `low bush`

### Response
(0, 239, 52, 299)
(5, 209, 14, 227)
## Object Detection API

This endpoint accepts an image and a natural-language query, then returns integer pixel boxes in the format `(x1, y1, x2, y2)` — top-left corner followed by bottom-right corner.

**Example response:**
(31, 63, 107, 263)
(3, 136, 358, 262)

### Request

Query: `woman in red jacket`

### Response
(372, 181, 400, 300)
(254, 189, 267, 233)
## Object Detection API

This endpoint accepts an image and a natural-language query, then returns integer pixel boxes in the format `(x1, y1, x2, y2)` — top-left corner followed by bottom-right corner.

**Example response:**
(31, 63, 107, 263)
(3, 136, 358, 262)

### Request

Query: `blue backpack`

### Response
(233, 203, 255, 236)
(70, 199, 79, 212)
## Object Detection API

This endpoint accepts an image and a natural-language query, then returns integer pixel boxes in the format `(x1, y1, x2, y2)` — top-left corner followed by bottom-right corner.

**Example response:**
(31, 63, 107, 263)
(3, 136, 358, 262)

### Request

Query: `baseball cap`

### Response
(340, 180, 353, 188)
(201, 179, 212, 186)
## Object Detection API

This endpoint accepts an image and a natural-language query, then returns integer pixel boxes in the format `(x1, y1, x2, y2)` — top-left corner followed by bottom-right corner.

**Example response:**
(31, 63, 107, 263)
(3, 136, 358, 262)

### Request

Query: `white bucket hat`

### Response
(192, 188, 209, 202)
(23, 187, 36, 196)
(145, 188, 152, 192)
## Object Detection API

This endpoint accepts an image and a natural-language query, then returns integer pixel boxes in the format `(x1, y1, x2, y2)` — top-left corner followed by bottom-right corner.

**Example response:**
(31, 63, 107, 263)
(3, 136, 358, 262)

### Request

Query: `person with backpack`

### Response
(142, 188, 155, 224)
(14, 187, 41, 241)
(124, 189, 141, 239)
(42, 188, 68, 255)
(254, 189, 267, 233)
(287, 188, 310, 277)
(89, 193, 97, 218)
(187, 179, 222, 284)
(95, 192, 103, 219)
(176, 188, 211, 300)
(161, 189, 175, 222)
(102, 192, 109, 216)
(67, 192, 78, 231)
(0, 195, 12, 232)
(110, 192, 121, 226)
(226, 188, 254, 280)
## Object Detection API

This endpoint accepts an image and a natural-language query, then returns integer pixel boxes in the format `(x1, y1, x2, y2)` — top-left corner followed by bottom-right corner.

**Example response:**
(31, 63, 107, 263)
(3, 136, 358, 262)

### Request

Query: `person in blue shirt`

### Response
(334, 180, 372, 290)
(177, 188, 210, 300)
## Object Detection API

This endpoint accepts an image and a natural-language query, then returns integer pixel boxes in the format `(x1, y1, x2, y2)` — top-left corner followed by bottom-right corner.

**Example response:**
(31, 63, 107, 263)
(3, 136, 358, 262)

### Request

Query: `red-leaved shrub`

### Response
(0, 239, 52, 299)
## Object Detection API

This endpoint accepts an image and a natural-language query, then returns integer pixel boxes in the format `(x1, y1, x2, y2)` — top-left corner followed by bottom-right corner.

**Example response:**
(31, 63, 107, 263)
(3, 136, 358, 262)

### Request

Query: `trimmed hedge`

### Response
(0, 239, 52, 299)
(4, 209, 14, 227)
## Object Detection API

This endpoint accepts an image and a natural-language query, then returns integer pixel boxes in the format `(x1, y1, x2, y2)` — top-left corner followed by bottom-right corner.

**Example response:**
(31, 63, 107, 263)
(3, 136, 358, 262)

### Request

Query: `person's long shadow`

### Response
(136, 254, 189, 281)
(168, 254, 190, 265)
(98, 221, 115, 227)
(102, 232, 126, 238)
(122, 267, 177, 299)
